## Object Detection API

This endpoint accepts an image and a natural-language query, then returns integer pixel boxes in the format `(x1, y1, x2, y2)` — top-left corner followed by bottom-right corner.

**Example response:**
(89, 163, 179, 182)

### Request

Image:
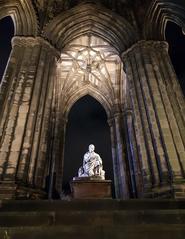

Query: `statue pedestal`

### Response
(70, 177, 112, 199)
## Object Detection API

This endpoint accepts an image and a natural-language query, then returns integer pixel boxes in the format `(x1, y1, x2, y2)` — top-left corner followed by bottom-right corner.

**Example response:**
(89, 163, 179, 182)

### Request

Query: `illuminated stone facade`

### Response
(0, 0, 185, 199)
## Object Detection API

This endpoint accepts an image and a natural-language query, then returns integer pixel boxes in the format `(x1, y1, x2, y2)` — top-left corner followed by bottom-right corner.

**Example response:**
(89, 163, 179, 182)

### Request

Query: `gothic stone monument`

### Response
(0, 0, 185, 200)
(71, 144, 112, 198)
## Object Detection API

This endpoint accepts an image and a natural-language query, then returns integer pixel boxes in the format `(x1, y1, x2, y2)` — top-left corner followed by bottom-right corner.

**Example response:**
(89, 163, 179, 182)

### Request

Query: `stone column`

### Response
(0, 36, 59, 199)
(31, 56, 57, 189)
(108, 118, 120, 198)
(54, 115, 67, 196)
(108, 111, 129, 199)
(122, 108, 143, 198)
(122, 40, 185, 198)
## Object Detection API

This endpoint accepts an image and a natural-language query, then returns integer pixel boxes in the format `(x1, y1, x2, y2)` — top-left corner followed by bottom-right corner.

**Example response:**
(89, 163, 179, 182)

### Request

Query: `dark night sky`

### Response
(0, 17, 14, 80)
(0, 17, 185, 192)
(166, 21, 185, 95)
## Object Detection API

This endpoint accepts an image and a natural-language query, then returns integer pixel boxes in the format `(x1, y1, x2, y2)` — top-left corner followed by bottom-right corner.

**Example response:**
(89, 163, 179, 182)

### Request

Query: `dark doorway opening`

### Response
(63, 95, 114, 196)
(165, 21, 185, 96)
(0, 16, 14, 82)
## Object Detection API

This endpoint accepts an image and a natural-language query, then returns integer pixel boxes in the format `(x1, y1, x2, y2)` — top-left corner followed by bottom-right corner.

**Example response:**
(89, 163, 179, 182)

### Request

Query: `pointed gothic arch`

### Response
(63, 94, 114, 195)
(43, 2, 138, 53)
(144, 0, 185, 40)
(56, 89, 127, 198)
(63, 86, 113, 119)
(0, 0, 38, 36)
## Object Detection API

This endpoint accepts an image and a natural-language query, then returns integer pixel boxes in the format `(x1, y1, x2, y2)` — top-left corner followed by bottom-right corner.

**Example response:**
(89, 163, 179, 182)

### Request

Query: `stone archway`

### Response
(51, 34, 131, 199)
(63, 94, 114, 196)
(144, 0, 185, 40)
(0, 0, 38, 36)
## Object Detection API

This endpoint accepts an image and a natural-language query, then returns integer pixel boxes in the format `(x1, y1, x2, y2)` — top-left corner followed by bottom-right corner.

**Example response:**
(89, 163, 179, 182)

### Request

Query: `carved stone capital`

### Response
(122, 108, 133, 117)
(107, 113, 121, 126)
(12, 36, 40, 48)
(107, 117, 114, 127)
(121, 40, 169, 61)
(107, 110, 122, 126)
(11, 36, 60, 58)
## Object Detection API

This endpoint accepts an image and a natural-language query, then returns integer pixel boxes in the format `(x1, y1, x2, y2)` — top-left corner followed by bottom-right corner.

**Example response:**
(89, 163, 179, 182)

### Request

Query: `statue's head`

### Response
(88, 144, 95, 152)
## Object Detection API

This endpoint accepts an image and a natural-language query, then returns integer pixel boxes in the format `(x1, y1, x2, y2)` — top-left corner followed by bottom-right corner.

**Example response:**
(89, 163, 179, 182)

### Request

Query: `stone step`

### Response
(0, 185, 16, 190)
(0, 224, 185, 239)
(0, 194, 15, 200)
(1, 200, 185, 239)
(0, 210, 185, 227)
(1, 199, 185, 212)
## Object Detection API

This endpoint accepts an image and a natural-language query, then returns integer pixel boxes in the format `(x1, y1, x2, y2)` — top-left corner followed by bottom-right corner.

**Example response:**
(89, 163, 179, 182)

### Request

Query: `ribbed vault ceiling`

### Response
(57, 34, 125, 117)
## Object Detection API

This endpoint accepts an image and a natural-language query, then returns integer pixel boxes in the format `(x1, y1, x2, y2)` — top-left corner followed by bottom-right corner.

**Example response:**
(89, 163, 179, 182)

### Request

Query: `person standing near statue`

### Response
(78, 144, 105, 180)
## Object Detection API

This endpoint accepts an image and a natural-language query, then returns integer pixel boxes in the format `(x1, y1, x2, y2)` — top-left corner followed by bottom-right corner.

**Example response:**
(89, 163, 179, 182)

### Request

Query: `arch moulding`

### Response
(0, 0, 38, 36)
(62, 86, 113, 120)
(144, 0, 185, 40)
(43, 2, 138, 54)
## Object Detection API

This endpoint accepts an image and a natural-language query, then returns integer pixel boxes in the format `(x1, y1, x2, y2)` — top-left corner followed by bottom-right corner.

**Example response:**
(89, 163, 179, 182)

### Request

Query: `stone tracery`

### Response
(57, 35, 125, 118)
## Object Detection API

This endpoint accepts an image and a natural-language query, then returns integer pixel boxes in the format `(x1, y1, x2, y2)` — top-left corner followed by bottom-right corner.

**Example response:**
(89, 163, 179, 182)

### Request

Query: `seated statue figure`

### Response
(78, 144, 105, 180)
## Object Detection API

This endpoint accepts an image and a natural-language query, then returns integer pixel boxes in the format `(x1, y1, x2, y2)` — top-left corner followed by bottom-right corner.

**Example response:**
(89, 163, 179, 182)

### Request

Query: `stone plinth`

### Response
(70, 177, 112, 199)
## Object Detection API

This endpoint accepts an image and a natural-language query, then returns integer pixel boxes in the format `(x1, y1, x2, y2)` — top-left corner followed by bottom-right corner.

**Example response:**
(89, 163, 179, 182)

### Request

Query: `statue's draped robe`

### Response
(83, 152, 102, 176)
(78, 151, 105, 179)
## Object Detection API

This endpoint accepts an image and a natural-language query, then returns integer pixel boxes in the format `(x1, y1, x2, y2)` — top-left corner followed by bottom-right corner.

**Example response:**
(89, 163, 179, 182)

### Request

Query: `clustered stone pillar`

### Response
(108, 111, 129, 199)
(122, 108, 143, 198)
(0, 36, 59, 199)
(122, 40, 185, 198)
(53, 114, 67, 196)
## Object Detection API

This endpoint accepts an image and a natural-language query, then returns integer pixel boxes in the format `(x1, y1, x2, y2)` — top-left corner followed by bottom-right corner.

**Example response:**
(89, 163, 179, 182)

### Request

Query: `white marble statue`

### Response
(78, 144, 105, 180)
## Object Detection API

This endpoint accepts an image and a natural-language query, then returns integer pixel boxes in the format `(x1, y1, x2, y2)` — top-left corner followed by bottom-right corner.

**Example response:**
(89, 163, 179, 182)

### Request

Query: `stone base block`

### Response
(172, 180, 185, 199)
(70, 177, 112, 199)
(0, 181, 46, 200)
(143, 185, 173, 199)
(15, 185, 47, 200)
(0, 181, 17, 200)
(143, 180, 185, 199)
